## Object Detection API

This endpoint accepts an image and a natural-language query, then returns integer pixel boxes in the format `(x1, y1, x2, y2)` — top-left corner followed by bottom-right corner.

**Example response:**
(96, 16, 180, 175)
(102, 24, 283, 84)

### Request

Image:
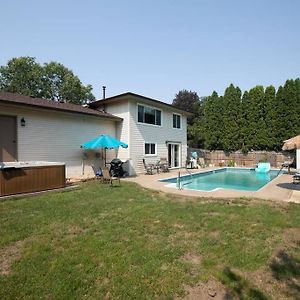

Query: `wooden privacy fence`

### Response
(188, 148, 295, 168)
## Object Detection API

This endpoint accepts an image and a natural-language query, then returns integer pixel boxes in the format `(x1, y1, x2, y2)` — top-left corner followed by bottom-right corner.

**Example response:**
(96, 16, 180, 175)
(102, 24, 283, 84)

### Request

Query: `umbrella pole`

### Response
(104, 148, 107, 167)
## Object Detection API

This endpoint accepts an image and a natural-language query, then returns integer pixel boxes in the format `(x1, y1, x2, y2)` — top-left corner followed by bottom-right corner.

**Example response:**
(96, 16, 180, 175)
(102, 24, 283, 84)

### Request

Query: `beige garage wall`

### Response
(0, 103, 118, 178)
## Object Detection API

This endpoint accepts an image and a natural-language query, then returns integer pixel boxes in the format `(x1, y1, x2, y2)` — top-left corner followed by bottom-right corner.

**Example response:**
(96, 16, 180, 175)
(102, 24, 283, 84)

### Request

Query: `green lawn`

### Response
(0, 181, 300, 299)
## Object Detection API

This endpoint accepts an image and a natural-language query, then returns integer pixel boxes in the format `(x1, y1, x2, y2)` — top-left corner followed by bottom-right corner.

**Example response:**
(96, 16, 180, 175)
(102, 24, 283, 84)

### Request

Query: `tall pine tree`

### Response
(203, 91, 223, 150)
(264, 85, 277, 150)
(246, 86, 268, 150)
(181, 78, 300, 151)
(221, 84, 242, 151)
(240, 91, 251, 152)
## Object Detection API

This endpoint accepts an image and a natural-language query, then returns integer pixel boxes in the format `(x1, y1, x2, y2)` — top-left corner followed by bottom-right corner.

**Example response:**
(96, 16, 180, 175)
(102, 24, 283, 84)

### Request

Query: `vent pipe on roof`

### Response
(102, 86, 106, 99)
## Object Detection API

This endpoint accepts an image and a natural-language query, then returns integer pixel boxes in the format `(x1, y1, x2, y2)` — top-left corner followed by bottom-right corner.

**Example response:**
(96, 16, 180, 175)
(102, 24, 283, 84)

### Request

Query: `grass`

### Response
(0, 181, 300, 299)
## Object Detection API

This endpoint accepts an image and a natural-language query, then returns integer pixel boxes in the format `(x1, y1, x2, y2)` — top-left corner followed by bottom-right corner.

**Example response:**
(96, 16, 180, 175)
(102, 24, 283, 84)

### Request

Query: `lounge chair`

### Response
(143, 159, 154, 175)
(198, 157, 208, 168)
(101, 168, 120, 185)
(186, 156, 197, 169)
(255, 162, 270, 173)
(293, 173, 300, 184)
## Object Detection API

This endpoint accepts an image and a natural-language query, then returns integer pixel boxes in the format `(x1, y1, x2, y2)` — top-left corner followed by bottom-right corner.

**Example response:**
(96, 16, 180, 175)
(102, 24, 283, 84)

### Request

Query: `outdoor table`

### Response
(148, 163, 160, 174)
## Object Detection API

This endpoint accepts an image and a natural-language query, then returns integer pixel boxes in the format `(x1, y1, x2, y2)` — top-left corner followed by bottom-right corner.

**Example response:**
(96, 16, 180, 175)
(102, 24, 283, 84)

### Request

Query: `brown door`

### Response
(0, 115, 17, 162)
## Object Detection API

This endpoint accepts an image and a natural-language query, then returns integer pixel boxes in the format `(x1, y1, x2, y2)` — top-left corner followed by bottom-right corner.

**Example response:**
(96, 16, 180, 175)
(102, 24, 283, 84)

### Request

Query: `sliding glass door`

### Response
(168, 143, 180, 168)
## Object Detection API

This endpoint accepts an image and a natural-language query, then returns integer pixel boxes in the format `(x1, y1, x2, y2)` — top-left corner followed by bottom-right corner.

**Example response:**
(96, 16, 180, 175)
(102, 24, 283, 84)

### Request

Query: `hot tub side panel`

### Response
(0, 165, 65, 196)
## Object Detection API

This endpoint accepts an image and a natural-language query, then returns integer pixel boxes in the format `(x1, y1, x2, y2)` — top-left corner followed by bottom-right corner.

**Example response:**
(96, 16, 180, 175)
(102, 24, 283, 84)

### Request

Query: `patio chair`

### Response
(143, 159, 154, 175)
(91, 164, 103, 179)
(280, 161, 293, 174)
(159, 158, 169, 172)
(101, 168, 120, 185)
(293, 173, 300, 184)
(198, 157, 208, 168)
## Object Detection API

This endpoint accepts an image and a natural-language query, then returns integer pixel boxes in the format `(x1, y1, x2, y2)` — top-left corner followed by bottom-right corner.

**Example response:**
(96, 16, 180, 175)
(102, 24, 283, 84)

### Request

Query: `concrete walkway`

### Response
(125, 168, 300, 203)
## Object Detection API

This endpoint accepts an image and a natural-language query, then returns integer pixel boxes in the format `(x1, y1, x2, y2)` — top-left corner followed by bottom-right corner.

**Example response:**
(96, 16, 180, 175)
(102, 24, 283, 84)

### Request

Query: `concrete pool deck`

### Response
(125, 167, 300, 203)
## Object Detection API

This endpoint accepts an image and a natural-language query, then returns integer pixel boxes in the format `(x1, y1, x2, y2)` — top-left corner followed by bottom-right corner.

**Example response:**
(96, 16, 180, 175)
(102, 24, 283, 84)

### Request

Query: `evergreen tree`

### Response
(240, 91, 251, 152)
(295, 78, 300, 133)
(274, 79, 300, 149)
(188, 98, 206, 148)
(221, 84, 242, 151)
(179, 78, 300, 151)
(203, 91, 224, 150)
(282, 79, 300, 139)
(274, 85, 286, 149)
(264, 85, 277, 150)
(246, 86, 267, 150)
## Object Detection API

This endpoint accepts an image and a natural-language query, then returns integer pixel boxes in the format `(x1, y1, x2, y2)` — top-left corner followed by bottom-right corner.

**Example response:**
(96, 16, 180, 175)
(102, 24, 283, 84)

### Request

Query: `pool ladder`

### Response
(177, 169, 194, 190)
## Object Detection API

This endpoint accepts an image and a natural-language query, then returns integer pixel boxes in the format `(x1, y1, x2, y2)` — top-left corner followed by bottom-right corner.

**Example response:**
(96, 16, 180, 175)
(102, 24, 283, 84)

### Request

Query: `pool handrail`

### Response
(177, 169, 194, 190)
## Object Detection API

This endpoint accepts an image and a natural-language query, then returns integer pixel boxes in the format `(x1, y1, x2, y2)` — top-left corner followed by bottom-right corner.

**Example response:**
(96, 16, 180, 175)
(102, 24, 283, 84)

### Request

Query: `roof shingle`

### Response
(0, 91, 121, 120)
(89, 92, 193, 116)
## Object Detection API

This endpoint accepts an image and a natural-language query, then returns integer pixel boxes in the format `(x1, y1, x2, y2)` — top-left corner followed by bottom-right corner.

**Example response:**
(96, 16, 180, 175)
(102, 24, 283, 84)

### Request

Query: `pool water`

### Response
(160, 168, 280, 192)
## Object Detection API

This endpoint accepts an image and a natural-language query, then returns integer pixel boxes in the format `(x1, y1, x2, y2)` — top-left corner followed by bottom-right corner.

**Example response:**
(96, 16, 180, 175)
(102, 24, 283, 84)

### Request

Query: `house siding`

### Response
(100, 97, 188, 175)
(0, 103, 117, 178)
(129, 100, 187, 174)
(98, 101, 134, 174)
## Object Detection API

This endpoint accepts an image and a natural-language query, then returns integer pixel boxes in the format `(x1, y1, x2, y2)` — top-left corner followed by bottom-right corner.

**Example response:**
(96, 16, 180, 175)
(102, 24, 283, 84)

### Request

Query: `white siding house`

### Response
(0, 93, 121, 178)
(0, 91, 190, 177)
(90, 93, 190, 175)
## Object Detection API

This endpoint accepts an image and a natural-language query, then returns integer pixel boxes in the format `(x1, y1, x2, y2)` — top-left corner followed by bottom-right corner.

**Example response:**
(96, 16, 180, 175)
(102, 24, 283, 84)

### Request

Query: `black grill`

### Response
(109, 159, 125, 177)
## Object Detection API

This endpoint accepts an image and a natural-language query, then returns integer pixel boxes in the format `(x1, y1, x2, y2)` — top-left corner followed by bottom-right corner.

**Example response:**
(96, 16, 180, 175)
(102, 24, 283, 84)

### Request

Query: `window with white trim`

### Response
(173, 113, 181, 129)
(145, 143, 156, 156)
(138, 104, 161, 126)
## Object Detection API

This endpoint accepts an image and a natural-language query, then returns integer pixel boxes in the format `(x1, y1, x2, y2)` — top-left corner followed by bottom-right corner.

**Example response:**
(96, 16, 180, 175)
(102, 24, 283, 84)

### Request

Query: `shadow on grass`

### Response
(270, 250, 300, 299)
(221, 267, 268, 300)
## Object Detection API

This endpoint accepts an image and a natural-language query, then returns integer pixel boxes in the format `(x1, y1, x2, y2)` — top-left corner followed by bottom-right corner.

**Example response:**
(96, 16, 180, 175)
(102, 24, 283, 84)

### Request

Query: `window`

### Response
(145, 143, 156, 155)
(138, 104, 161, 126)
(173, 114, 181, 129)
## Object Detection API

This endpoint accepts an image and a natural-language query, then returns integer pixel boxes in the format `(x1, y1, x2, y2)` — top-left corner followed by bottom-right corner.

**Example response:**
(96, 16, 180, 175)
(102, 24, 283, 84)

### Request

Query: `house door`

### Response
(168, 143, 180, 168)
(0, 115, 17, 162)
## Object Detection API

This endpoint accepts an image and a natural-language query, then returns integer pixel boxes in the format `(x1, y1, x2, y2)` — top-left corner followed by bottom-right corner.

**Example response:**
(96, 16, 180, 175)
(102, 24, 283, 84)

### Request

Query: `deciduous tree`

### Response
(0, 57, 44, 97)
(172, 89, 200, 124)
(43, 61, 95, 104)
(0, 57, 95, 104)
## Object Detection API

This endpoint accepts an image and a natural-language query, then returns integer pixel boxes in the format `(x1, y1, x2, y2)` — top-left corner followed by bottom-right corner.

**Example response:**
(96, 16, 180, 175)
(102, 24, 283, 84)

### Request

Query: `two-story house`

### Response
(0, 91, 190, 177)
(90, 92, 190, 175)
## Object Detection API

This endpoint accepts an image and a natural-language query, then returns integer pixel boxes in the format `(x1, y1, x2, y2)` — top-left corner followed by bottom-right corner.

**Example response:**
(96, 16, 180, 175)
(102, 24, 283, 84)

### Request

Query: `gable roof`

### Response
(89, 92, 193, 116)
(0, 91, 122, 120)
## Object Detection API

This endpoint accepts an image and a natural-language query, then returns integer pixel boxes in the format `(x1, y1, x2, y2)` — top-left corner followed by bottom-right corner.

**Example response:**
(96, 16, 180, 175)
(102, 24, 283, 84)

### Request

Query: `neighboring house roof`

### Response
(89, 92, 193, 116)
(0, 91, 122, 121)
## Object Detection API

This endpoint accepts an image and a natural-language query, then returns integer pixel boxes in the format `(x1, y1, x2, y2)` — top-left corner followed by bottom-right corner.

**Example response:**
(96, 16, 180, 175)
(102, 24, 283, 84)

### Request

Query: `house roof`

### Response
(0, 91, 122, 121)
(89, 92, 193, 116)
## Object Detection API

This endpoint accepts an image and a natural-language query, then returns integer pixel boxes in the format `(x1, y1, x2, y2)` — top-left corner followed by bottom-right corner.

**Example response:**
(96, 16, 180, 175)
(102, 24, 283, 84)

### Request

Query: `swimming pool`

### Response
(160, 168, 281, 192)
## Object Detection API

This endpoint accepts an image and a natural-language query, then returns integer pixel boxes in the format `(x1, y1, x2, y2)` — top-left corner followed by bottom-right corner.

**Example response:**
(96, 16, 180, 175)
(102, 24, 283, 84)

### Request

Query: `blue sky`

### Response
(1, 0, 299, 102)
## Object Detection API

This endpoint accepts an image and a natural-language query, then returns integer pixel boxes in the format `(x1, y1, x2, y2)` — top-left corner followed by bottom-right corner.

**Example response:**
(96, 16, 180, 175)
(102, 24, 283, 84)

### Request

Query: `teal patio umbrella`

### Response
(80, 134, 128, 165)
